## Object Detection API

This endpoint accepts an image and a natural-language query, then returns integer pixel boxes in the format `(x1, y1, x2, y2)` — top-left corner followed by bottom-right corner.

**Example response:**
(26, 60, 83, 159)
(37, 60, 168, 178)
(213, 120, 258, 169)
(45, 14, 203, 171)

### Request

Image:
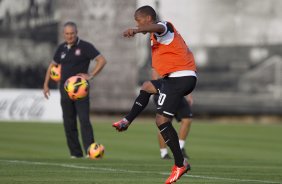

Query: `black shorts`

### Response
(151, 76, 196, 118)
(153, 94, 193, 122)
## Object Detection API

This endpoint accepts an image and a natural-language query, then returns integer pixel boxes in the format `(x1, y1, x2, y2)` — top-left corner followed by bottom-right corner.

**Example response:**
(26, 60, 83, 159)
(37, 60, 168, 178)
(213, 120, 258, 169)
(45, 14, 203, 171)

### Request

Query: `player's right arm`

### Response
(123, 23, 165, 37)
(43, 61, 57, 99)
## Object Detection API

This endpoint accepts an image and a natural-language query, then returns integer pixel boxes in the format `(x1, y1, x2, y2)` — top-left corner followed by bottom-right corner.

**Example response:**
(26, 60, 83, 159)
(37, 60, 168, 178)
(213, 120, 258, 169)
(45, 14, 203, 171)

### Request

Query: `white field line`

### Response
(0, 159, 281, 184)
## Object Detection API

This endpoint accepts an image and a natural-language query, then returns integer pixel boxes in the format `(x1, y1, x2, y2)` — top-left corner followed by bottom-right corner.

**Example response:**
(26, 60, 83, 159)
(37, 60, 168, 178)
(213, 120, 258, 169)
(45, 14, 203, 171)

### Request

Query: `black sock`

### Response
(125, 90, 151, 122)
(158, 122, 184, 167)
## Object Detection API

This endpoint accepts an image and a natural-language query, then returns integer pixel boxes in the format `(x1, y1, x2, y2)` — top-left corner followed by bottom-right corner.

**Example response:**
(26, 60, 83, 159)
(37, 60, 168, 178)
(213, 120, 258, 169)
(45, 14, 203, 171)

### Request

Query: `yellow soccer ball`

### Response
(64, 75, 89, 100)
(50, 64, 61, 82)
(87, 143, 105, 160)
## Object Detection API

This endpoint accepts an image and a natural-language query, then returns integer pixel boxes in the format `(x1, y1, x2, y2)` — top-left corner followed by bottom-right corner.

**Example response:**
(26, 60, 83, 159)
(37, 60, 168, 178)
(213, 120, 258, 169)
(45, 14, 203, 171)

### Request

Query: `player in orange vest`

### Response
(113, 5, 197, 184)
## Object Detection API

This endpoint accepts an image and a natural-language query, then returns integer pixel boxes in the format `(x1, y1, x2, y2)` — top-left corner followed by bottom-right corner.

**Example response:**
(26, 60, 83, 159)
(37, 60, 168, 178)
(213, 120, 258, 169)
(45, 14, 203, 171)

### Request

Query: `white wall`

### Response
(138, 0, 282, 46)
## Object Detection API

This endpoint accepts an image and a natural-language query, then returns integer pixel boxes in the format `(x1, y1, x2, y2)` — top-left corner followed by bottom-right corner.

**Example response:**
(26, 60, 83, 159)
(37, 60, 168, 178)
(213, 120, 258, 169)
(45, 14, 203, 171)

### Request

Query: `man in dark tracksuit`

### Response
(43, 21, 106, 158)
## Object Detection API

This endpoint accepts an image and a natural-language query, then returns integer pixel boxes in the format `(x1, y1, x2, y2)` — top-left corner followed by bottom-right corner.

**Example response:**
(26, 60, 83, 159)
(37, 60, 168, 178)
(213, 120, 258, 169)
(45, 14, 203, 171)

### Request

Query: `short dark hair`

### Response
(135, 5, 157, 21)
(63, 21, 78, 32)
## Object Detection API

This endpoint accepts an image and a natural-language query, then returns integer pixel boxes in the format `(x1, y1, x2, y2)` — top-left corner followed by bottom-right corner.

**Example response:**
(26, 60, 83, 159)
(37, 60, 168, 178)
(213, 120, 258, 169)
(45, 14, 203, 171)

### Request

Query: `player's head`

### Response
(134, 5, 157, 27)
(63, 21, 78, 45)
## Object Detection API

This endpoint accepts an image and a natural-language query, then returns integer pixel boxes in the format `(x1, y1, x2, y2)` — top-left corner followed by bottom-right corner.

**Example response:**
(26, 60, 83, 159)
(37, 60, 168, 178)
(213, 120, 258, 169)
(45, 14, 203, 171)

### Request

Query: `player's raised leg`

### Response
(113, 81, 157, 131)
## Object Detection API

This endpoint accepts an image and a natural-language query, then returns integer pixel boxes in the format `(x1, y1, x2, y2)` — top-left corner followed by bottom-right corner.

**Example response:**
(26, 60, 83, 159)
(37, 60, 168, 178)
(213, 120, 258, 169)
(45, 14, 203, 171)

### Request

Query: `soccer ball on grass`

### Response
(87, 143, 105, 160)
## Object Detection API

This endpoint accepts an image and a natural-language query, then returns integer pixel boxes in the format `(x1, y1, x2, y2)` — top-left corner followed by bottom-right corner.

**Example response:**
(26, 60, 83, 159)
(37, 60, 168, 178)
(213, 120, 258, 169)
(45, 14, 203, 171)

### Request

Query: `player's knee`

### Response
(181, 118, 192, 127)
(182, 118, 192, 124)
(141, 81, 157, 93)
(156, 113, 172, 126)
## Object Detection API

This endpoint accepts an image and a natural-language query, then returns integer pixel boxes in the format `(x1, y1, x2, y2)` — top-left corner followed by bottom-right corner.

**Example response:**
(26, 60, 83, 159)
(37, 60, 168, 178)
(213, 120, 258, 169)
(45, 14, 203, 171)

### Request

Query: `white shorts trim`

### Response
(163, 111, 174, 116)
(168, 70, 197, 78)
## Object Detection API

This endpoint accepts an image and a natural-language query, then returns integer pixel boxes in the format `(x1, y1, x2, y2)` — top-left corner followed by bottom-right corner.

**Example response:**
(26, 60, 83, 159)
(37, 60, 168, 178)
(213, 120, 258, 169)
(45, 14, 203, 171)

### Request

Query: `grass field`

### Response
(0, 118, 282, 184)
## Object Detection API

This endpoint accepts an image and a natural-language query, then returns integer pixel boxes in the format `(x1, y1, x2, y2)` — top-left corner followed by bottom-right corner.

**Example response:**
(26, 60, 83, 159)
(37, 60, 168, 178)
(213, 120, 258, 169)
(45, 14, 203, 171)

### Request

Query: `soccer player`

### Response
(112, 5, 197, 184)
(43, 21, 106, 158)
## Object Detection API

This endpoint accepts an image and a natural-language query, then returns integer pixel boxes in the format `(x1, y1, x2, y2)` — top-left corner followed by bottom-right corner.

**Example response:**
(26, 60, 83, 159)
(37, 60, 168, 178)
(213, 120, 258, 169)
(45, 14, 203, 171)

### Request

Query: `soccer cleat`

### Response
(112, 118, 130, 132)
(161, 154, 172, 160)
(181, 148, 190, 160)
(165, 159, 191, 184)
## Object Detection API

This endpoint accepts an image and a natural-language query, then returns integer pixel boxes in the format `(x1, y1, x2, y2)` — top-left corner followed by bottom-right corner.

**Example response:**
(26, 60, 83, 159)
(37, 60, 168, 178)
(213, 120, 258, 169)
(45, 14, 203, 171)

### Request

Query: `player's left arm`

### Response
(151, 68, 160, 80)
(123, 23, 165, 37)
(89, 55, 107, 79)
(78, 55, 107, 80)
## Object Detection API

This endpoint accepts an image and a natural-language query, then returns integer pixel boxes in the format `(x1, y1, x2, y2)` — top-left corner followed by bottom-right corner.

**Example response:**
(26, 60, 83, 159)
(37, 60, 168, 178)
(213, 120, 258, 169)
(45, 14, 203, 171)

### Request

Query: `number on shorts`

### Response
(158, 93, 166, 106)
